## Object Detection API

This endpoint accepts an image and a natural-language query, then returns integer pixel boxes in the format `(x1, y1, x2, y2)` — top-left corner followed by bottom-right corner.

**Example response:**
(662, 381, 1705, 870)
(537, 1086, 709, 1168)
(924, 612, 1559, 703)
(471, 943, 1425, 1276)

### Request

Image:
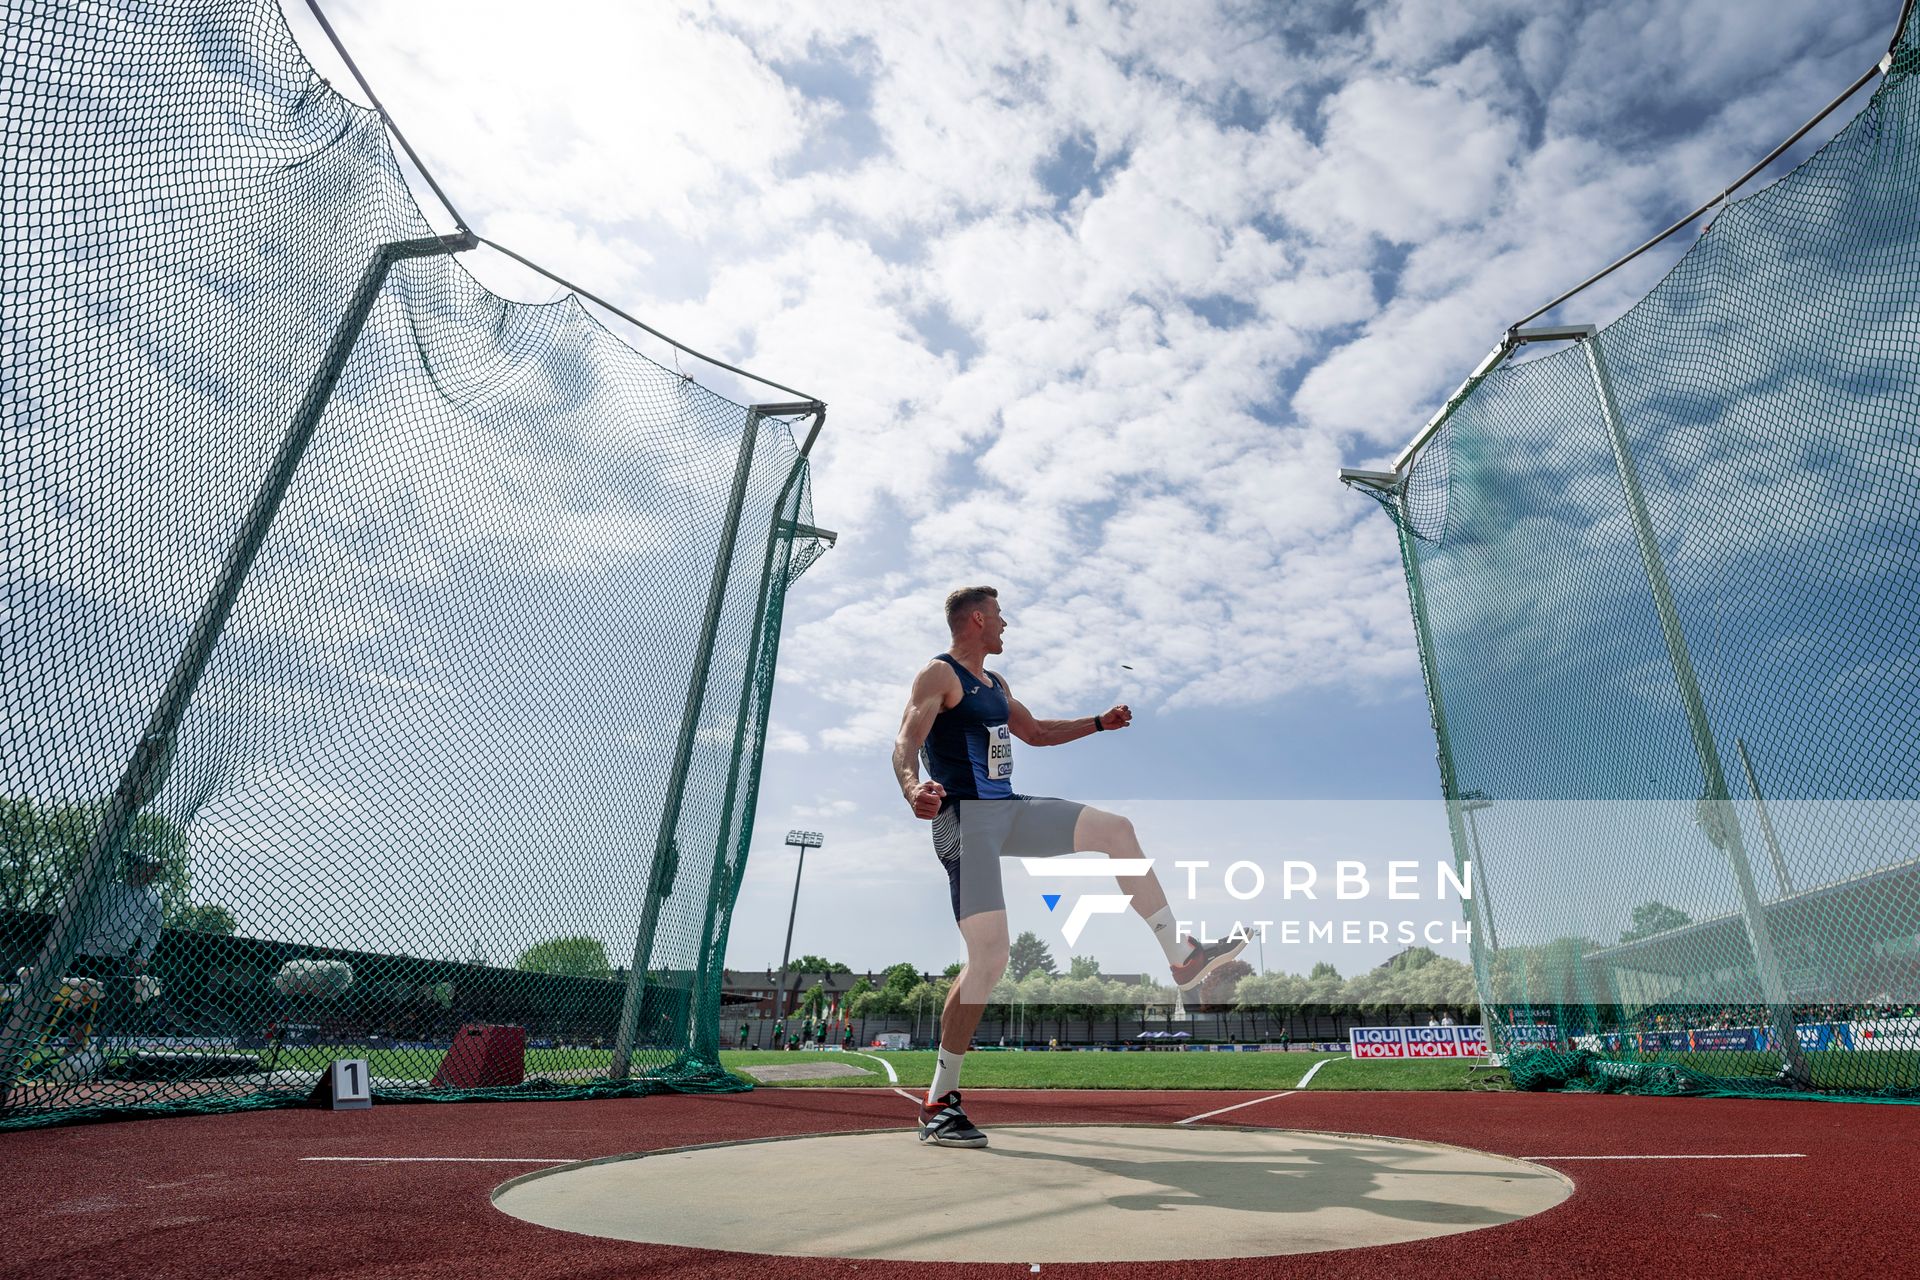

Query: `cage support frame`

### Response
(0, 232, 479, 1101)
(1582, 339, 1809, 1084)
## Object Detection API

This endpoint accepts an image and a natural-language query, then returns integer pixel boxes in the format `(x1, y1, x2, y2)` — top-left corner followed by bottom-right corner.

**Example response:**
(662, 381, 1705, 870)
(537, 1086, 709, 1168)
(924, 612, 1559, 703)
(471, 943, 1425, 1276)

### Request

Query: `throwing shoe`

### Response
(918, 1090, 989, 1148)
(1170, 934, 1248, 991)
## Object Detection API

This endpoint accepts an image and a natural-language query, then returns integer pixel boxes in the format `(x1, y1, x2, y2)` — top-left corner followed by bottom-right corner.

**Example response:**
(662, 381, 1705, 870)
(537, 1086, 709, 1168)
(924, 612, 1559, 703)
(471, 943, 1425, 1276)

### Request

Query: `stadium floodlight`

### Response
(1455, 790, 1499, 951)
(774, 831, 826, 1022)
(1734, 738, 1795, 897)
(1451, 789, 1504, 1060)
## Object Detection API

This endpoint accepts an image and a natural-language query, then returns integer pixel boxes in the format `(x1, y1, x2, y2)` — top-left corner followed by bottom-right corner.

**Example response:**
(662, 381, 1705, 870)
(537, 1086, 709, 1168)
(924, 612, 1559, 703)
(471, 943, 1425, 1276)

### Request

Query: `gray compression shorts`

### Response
(931, 797, 1086, 921)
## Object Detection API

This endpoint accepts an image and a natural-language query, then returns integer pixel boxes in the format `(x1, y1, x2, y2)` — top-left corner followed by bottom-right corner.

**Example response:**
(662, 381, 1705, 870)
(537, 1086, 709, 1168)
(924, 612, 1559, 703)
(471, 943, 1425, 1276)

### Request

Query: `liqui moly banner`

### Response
(1349, 1025, 1490, 1059)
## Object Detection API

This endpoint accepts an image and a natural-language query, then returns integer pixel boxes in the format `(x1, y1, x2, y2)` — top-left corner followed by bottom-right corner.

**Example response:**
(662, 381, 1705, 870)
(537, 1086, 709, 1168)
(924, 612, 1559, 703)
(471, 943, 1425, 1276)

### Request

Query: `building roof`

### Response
(1583, 855, 1920, 993)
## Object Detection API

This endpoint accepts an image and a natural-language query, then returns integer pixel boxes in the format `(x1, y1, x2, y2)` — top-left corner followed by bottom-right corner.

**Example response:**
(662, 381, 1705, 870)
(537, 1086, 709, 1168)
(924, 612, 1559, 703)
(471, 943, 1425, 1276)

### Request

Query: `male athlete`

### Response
(892, 585, 1245, 1148)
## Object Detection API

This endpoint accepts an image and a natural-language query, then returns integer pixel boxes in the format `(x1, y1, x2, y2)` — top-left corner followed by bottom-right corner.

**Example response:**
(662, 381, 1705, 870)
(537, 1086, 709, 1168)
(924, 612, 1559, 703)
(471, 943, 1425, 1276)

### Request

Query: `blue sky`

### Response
(280, 0, 1900, 979)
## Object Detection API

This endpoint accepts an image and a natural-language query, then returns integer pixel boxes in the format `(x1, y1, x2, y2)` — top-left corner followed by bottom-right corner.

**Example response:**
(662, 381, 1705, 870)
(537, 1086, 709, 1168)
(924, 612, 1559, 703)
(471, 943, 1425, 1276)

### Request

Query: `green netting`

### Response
(1364, 20, 1920, 1100)
(0, 0, 828, 1129)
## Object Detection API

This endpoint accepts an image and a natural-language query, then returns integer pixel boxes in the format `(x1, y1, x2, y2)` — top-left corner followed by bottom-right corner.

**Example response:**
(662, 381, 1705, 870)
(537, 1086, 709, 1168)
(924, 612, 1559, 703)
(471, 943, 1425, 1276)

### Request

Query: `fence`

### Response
(0, 0, 828, 1127)
(724, 1010, 1398, 1050)
(1344, 12, 1920, 1099)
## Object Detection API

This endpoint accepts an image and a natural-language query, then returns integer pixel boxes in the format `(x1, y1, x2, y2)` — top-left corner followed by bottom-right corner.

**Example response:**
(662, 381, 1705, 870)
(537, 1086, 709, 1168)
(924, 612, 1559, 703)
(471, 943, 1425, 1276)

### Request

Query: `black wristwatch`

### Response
(1091, 715, 1104, 732)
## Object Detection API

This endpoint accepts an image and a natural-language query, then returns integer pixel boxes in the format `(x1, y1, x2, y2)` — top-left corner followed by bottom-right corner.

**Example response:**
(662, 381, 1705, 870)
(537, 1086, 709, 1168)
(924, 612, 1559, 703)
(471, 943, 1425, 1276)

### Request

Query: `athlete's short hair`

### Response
(944, 585, 999, 632)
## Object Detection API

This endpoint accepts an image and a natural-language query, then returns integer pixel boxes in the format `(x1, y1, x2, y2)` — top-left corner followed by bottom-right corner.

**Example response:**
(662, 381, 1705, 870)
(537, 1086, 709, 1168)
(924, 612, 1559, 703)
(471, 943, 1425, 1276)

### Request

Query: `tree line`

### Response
(771, 937, 1483, 1030)
(2, 796, 236, 934)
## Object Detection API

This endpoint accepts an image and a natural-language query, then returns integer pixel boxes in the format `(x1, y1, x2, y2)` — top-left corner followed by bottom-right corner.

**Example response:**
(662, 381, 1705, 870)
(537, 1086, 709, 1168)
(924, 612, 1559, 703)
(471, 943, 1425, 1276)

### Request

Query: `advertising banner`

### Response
(1685, 1028, 1759, 1052)
(1797, 1022, 1852, 1051)
(1348, 1025, 1488, 1059)
(1592, 1022, 1857, 1054)
(1848, 1017, 1919, 1051)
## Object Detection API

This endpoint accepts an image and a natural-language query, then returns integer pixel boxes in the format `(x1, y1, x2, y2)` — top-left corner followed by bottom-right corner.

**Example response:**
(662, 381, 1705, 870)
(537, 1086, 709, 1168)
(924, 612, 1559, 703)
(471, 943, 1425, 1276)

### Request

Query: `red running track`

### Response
(1, 1087, 1912, 1279)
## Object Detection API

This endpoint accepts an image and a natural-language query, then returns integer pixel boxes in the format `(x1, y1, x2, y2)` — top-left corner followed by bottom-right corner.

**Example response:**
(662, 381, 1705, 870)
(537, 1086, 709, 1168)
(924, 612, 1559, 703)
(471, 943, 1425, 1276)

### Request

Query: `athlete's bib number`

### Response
(986, 724, 1013, 780)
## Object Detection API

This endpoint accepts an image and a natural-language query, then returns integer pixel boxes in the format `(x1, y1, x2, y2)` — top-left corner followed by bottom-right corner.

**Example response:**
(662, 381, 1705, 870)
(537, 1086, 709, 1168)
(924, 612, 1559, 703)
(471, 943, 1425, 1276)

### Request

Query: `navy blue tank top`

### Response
(921, 654, 1013, 803)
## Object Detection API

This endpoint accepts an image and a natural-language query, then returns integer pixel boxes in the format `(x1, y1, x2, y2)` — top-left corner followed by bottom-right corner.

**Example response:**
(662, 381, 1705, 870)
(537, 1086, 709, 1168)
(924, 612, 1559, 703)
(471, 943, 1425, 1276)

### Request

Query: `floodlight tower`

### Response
(773, 830, 824, 1023)
(1458, 790, 1499, 952)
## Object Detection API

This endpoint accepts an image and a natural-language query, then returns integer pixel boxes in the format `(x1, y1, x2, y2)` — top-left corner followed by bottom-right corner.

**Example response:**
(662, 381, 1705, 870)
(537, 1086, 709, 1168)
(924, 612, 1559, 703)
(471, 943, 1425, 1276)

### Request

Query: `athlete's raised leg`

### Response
(1071, 805, 1246, 991)
(1071, 806, 1172, 919)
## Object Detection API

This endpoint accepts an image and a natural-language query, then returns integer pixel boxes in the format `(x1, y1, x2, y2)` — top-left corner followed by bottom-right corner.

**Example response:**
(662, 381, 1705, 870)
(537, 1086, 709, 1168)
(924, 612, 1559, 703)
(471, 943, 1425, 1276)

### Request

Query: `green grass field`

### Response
(150, 1042, 1917, 1095)
(243, 1044, 1484, 1090)
(1643, 1049, 1920, 1092)
(721, 1049, 1488, 1091)
(216, 1045, 624, 1083)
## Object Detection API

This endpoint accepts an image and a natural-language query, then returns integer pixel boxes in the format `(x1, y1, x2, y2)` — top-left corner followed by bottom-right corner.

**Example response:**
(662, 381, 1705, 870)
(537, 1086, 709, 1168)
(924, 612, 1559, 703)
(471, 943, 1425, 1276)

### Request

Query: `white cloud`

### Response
(6, 0, 1891, 988)
(263, 0, 1891, 933)
(766, 726, 812, 753)
(1283, 75, 1524, 245)
(792, 798, 858, 819)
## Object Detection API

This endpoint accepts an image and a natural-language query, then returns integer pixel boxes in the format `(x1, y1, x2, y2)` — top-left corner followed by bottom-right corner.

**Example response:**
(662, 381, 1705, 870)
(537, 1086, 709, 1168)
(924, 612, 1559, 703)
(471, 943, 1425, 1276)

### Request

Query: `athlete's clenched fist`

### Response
(908, 779, 946, 819)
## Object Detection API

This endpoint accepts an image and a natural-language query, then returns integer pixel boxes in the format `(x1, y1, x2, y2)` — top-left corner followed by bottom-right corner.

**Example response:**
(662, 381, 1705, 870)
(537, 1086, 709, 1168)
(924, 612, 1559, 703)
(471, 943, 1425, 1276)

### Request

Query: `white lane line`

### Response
(1523, 1153, 1807, 1161)
(301, 1156, 578, 1164)
(892, 1086, 924, 1105)
(1295, 1054, 1346, 1088)
(1177, 1092, 1296, 1124)
(839, 1050, 899, 1083)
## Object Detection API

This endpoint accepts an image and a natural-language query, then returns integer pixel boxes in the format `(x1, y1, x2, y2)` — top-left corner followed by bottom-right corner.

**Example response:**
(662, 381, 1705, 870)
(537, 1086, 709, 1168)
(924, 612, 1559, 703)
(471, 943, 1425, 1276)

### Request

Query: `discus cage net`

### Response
(0, 0, 830, 1129)
(1345, 6, 1920, 1099)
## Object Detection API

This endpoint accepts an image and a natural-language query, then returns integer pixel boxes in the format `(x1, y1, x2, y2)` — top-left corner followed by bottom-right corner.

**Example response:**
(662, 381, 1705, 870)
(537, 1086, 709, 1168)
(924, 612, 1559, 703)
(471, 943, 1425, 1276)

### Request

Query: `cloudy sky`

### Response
(283, 0, 1896, 980)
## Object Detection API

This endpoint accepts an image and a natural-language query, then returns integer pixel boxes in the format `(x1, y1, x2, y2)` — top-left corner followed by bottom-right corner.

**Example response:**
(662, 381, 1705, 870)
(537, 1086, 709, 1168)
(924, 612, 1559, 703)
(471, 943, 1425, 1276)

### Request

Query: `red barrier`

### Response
(430, 1024, 526, 1088)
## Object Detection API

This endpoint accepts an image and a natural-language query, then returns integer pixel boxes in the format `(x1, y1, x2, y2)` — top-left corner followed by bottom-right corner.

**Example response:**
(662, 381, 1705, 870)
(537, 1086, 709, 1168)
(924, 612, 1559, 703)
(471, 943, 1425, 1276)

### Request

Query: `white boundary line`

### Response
(1295, 1054, 1345, 1088)
(790, 1086, 1211, 1094)
(837, 1050, 899, 1084)
(1523, 1153, 1807, 1161)
(1176, 1092, 1295, 1124)
(892, 1086, 924, 1105)
(301, 1156, 578, 1164)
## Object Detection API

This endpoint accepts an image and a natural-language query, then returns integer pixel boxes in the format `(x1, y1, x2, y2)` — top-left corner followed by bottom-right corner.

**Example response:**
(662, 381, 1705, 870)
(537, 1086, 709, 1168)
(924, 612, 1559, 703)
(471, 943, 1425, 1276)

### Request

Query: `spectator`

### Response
(1440, 1013, 1454, 1027)
(52, 847, 166, 1078)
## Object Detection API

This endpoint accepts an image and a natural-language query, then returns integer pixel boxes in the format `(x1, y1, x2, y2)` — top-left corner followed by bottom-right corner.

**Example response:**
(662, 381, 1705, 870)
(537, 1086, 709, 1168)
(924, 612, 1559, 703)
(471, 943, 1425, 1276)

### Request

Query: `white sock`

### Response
(927, 1048, 964, 1105)
(1146, 905, 1195, 964)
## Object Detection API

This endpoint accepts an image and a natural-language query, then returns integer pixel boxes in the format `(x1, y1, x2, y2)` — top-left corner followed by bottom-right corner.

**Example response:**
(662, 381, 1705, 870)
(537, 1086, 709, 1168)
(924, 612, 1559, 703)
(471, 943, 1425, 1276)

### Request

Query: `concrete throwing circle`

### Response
(492, 1125, 1572, 1263)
